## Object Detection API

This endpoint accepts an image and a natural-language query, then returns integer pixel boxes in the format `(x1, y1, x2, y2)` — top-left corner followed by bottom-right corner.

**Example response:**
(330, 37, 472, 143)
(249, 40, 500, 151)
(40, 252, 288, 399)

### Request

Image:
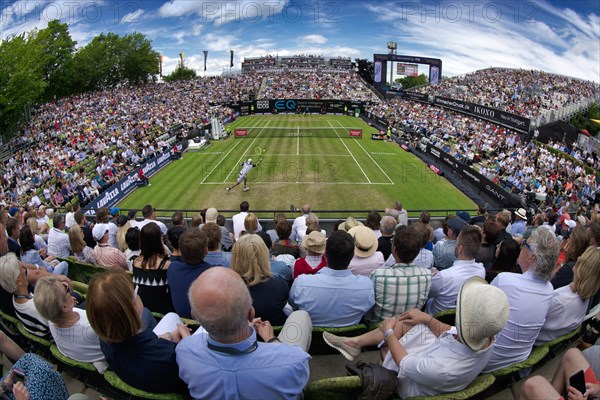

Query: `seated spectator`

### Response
(552, 225, 591, 289)
(347, 226, 384, 277)
(1, 353, 70, 400)
(365, 211, 382, 239)
(476, 216, 500, 269)
(171, 211, 185, 228)
(232, 201, 262, 239)
(202, 223, 231, 267)
(385, 201, 408, 225)
(133, 223, 174, 315)
(176, 267, 311, 399)
(116, 215, 131, 252)
(205, 208, 233, 251)
(485, 238, 520, 283)
(495, 210, 513, 242)
(537, 246, 600, 345)
(20, 226, 68, 275)
(411, 222, 434, 269)
(377, 216, 396, 261)
(137, 168, 150, 186)
(369, 225, 432, 324)
(92, 223, 127, 270)
(266, 213, 287, 242)
(433, 217, 466, 270)
(86, 270, 188, 393)
(520, 347, 600, 400)
(426, 226, 485, 314)
(68, 225, 96, 264)
(167, 229, 213, 319)
(291, 204, 310, 241)
(25, 217, 47, 251)
(509, 208, 528, 237)
(96, 207, 119, 249)
(290, 230, 374, 327)
(47, 215, 71, 258)
(0, 253, 51, 339)
(293, 231, 327, 278)
(124, 227, 141, 270)
(257, 231, 292, 286)
(74, 210, 95, 249)
(483, 228, 559, 372)
(243, 213, 260, 236)
(324, 277, 509, 399)
(230, 234, 289, 326)
(166, 226, 185, 263)
(136, 204, 167, 236)
(272, 220, 300, 259)
(33, 275, 107, 372)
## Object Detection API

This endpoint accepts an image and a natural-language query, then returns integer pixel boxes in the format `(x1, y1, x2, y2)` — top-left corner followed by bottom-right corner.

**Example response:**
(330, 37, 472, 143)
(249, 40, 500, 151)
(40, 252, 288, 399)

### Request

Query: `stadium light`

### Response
(387, 42, 397, 86)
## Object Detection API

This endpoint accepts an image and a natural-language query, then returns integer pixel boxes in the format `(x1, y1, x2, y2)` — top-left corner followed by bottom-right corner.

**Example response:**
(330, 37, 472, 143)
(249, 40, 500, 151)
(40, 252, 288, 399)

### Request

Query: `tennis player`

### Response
(226, 158, 262, 192)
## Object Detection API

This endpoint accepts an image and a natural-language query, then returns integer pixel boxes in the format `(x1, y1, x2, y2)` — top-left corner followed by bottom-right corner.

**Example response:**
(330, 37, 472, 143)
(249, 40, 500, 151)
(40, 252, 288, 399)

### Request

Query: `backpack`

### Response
(345, 360, 398, 400)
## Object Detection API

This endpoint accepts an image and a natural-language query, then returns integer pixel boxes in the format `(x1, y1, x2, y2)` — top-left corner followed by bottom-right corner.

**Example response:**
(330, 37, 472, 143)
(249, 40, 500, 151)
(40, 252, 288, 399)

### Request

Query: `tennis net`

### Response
(234, 126, 362, 138)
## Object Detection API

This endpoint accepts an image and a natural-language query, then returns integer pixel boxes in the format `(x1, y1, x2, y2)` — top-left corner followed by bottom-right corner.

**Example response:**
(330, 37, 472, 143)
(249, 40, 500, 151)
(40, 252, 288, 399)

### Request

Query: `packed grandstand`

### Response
(1, 56, 600, 399)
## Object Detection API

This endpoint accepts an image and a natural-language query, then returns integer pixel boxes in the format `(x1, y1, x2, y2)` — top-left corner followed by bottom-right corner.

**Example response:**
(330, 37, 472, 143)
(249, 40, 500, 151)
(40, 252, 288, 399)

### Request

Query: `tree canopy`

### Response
(0, 21, 159, 140)
(163, 63, 198, 82)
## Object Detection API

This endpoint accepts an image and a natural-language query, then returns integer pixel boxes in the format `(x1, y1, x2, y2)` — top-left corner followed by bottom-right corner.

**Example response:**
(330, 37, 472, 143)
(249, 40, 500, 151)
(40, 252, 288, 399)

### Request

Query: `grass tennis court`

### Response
(118, 115, 475, 216)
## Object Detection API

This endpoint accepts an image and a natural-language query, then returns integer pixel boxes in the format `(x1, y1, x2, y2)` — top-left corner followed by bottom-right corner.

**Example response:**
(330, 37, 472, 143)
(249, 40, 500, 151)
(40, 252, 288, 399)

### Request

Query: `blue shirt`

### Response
(270, 260, 292, 286)
(167, 260, 213, 318)
(176, 327, 310, 400)
(204, 251, 231, 267)
(289, 267, 375, 327)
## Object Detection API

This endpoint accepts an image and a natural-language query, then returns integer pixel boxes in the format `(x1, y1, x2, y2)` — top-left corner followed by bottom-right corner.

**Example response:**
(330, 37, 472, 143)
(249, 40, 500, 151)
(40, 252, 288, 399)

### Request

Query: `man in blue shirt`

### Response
(167, 229, 213, 319)
(289, 230, 375, 327)
(176, 267, 311, 400)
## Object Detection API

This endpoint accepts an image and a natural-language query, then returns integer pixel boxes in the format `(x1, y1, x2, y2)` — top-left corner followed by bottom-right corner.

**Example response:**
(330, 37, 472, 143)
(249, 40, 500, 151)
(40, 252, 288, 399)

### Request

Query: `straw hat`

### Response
(302, 231, 326, 254)
(515, 208, 527, 220)
(456, 277, 510, 351)
(205, 208, 219, 224)
(348, 226, 378, 258)
(337, 217, 363, 232)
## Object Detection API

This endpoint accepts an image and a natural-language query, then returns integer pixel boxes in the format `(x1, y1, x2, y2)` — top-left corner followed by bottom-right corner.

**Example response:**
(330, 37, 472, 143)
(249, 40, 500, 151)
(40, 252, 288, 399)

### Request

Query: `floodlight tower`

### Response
(387, 42, 397, 87)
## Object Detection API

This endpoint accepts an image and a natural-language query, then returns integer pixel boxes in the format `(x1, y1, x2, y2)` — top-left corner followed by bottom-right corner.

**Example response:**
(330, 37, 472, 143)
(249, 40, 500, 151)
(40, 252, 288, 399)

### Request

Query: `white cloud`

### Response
(158, 0, 289, 25)
(300, 34, 327, 44)
(121, 9, 145, 24)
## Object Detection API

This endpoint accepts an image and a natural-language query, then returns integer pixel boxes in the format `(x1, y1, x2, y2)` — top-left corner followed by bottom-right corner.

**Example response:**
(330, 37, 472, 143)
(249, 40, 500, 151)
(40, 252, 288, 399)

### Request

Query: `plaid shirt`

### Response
(369, 263, 432, 323)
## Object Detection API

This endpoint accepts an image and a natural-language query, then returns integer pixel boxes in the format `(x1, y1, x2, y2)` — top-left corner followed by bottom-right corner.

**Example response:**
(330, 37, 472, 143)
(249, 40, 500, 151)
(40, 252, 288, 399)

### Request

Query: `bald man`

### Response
(176, 267, 312, 399)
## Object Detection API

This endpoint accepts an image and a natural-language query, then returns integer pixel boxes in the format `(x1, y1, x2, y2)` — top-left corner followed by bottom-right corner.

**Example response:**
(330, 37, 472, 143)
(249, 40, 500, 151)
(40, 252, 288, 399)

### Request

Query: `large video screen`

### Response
(373, 54, 442, 93)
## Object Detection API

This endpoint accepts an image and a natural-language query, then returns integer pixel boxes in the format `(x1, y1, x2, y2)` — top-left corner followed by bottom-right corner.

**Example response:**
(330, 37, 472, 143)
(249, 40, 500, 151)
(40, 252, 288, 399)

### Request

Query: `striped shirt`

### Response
(369, 264, 432, 323)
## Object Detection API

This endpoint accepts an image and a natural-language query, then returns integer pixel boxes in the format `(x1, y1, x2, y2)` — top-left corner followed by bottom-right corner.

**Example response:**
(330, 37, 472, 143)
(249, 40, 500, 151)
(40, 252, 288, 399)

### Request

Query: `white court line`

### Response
(202, 181, 395, 185)
(297, 126, 300, 156)
(223, 120, 271, 182)
(327, 120, 371, 184)
(200, 119, 263, 184)
(333, 119, 395, 184)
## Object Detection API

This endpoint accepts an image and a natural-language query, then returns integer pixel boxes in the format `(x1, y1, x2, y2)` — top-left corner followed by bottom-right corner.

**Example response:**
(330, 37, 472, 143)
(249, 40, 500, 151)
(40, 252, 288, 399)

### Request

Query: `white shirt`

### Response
(426, 259, 485, 315)
(291, 215, 308, 242)
(65, 212, 76, 229)
(348, 252, 385, 277)
(107, 222, 119, 249)
(47, 228, 71, 258)
(536, 285, 588, 345)
(383, 325, 494, 398)
(232, 212, 263, 240)
(136, 219, 168, 236)
(483, 270, 553, 372)
(413, 248, 434, 269)
(49, 308, 107, 370)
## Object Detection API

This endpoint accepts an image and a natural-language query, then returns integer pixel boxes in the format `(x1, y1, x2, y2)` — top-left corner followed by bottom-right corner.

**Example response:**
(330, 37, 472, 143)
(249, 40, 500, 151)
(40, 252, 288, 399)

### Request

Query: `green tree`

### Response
(30, 20, 77, 99)
(395, 73, 429, 89)
(121, 32, 159, 85)
(163, 64, 197, 82)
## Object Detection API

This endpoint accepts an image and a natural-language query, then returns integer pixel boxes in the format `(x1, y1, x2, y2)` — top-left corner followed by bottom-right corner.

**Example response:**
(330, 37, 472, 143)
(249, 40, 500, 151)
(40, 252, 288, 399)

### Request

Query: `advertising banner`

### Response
(426, 144, 511, 205)
(433, 96, 531, 133)
(401, 91, 429, 103)
(84, 143, 184, 214)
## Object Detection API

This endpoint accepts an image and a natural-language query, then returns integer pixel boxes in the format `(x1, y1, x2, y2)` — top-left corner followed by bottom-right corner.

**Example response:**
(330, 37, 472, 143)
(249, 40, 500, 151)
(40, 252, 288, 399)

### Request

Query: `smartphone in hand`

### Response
(569, 369, 586, 395)
(11, 368, 25, 384)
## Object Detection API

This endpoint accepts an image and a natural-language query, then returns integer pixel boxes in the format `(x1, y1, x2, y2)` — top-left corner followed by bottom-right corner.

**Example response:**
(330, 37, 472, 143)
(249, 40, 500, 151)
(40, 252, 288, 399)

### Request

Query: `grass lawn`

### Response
(118, 115, 475, 218)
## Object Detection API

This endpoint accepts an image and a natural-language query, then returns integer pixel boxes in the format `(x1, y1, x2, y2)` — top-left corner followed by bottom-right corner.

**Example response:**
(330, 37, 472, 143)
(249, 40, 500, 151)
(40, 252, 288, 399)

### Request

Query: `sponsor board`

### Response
(235, 129, 248, 137)
(350, 129, 363, 137)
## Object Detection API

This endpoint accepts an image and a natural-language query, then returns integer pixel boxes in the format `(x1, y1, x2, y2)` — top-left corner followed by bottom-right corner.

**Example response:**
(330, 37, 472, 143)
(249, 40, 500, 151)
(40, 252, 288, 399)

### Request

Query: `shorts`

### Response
(237, 174, 247, 183)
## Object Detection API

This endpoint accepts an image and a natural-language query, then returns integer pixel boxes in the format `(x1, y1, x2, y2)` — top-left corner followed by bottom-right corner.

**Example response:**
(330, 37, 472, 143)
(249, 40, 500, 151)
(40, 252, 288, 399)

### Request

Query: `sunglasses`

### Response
(521, 240, 533, 252)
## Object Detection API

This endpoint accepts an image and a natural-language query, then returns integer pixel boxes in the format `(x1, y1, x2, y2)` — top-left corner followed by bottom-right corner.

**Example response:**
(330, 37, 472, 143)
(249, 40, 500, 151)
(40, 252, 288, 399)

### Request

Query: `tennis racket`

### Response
(254, 146, 266, 162)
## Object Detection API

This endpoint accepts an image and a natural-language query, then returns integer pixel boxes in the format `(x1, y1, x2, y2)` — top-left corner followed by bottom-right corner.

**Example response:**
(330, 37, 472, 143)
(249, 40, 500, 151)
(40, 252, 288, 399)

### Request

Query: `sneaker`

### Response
(148, 183, 151, 186)
(226, 187, 230, 192)
(323, 332, 361, 361)
(243, 187, 249, 192)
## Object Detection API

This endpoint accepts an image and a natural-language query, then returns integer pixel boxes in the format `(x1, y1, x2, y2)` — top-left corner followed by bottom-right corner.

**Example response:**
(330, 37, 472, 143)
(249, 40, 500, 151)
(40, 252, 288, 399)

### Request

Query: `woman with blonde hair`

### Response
(86, 270, 189, 393)
(116, 215, 131, 252)
(25, 217, 47, 251)
(230, 234, 289, 325)
(537, 246, 600, 344)
(242, 213, 259, 236)
(552, 225, 591, 289)
(68, 225, 96, 264)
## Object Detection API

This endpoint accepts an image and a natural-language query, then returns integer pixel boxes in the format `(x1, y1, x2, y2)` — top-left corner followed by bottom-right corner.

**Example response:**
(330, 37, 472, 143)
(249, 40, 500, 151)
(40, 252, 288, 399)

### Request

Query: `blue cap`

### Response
(109, 208, 120, 216)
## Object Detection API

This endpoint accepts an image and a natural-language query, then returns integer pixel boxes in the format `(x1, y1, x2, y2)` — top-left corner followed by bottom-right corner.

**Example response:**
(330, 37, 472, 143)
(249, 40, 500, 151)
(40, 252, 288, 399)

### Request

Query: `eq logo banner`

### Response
(274, 99, 297, 110)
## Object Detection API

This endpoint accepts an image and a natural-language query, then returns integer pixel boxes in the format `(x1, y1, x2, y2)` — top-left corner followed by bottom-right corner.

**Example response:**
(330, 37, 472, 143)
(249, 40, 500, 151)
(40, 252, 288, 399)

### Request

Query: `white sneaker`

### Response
(148, 183, 151, 186)
(226, 187, 230, 192)
(243, 187, 249, 192)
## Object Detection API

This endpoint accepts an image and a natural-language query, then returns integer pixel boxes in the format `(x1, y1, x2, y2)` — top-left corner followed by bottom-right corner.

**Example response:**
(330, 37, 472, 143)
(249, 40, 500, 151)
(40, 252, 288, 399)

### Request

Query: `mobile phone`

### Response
(569, 369, 586, 395)
(11, 368, 25, 384)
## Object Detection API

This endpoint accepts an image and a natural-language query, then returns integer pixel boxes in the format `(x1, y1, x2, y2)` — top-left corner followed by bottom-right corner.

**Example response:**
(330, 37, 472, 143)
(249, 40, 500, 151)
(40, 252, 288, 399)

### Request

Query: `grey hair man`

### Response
(377, 216, 397, 261)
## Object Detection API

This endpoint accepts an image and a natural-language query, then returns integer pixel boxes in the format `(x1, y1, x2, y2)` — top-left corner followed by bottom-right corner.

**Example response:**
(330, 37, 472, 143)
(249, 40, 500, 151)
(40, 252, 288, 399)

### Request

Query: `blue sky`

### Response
(1, 1, 599, 81)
